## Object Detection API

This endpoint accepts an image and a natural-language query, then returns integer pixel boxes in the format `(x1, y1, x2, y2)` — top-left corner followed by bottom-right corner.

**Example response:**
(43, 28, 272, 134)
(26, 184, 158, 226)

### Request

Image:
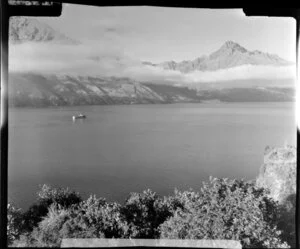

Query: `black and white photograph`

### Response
(4, 3, 297, 248)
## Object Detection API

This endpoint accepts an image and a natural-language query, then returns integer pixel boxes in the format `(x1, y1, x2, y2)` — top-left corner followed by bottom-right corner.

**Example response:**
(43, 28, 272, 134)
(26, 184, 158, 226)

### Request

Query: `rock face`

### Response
(9, 16, 79, 44)
(256, 145, 296, 204)
(256, 145, 297, 248)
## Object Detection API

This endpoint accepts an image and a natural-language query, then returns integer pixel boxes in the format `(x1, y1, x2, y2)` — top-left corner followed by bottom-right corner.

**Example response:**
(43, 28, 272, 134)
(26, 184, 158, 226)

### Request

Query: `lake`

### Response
(8, 102, 296, 210)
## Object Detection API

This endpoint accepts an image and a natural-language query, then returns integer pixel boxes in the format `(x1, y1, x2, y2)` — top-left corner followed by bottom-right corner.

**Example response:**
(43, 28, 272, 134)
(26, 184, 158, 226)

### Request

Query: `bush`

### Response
(11, 233, 38, 247)
(18, 195, 129, 247)
(29, 204, 71, 247)
(37, 184, 82, 207)
(21, 184, 82, 232)
(277, 194, 296, 248)
(7, 203, 23, 245)
(14, 203, 97, 247)
(159, 177, 290, 248)
(66, 195, 128, 238)
(121, 189, 172, 238)
(10, 181, 292, 248)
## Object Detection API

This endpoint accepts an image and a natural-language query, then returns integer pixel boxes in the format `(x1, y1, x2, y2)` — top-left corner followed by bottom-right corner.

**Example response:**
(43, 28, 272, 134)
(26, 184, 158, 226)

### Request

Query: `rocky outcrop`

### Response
(9, 16, 79, 44)
(256, 145, 297, 248)
(256, 145, 296, 204)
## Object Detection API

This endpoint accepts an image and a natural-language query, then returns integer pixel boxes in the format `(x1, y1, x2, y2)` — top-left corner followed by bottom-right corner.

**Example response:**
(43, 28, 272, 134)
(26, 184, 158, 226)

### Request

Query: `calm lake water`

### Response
(8, 102, 296, 210)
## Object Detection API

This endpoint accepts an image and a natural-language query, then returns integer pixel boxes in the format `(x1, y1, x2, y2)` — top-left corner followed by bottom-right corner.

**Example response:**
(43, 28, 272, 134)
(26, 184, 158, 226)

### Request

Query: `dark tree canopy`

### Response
(8, 180, 292, 248)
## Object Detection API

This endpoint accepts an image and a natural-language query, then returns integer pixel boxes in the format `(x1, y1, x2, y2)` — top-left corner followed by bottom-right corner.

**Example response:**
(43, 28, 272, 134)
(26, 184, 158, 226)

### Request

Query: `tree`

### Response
(7, 203, 22, 245)
(21, 184, 82, 232)
(10, 180, 292, 248)
(67, 195, 129, 238)
(18, 195, 129, 247)
(29, 204, 72, 247)
(121, 189, 172, 238)
(159, 177, 290, 248)
(277, 193, 296, 248)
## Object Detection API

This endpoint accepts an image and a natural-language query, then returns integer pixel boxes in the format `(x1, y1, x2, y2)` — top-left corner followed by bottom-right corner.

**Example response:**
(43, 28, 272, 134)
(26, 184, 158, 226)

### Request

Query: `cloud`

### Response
(183, 64, 296, 82)
(9, 41, 296, 88)
(9, 41, 134, 75)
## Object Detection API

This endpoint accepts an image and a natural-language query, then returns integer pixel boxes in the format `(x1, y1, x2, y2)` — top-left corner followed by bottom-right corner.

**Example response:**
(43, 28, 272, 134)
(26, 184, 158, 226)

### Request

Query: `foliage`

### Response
(7, 203, 22, 245)
(12, 203, 98, 247)
(11, 233, 38, 247)
(37, 184, 82, 208)
(21, 184, 82, 232)
(9, 180, 293, 248)
(65, 195, 128, 238)
(14, 195, 128, 247)
(277, 194, 296, 248)
(159, 177, 290, 248)
(28, 204, 71, 247)
(121, 189, 172, 238)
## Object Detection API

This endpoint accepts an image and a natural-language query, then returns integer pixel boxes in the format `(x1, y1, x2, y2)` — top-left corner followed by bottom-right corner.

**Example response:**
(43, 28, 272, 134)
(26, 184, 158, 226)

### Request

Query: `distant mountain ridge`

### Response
(9, 73, 194, 107)
(9, 16, 79, 44)
(8, 17, 296, 107)
(144, 41, 292, 73)
(9, 72, 295, 107)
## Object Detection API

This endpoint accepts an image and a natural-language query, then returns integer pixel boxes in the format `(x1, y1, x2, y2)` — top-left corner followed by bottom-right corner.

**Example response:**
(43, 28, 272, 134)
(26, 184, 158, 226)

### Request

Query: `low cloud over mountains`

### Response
(8, 17, 296, 107)
(9, 17, 295, 86)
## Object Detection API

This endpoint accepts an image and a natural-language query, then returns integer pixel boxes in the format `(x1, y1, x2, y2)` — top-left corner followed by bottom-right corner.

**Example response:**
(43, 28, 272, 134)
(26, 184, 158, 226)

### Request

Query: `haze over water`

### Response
(8, 102, 296, 210)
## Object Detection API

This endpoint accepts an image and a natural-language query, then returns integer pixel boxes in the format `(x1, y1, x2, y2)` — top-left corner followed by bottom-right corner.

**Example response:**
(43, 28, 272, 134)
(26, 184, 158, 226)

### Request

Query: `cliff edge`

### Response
(256, 145, 296, 205)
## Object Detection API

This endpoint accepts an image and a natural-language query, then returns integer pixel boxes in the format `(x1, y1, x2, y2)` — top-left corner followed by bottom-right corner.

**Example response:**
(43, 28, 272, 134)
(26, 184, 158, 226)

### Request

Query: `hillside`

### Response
(9, 73, 201, 107)
(8, 73, 295, 107)
(8, 17, 296, 107)
(196, 87, 295, 102)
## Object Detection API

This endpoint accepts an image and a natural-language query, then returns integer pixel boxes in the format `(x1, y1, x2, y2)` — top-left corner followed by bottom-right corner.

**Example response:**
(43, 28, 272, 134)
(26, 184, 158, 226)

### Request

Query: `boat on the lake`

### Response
(72, 113, 86, 121)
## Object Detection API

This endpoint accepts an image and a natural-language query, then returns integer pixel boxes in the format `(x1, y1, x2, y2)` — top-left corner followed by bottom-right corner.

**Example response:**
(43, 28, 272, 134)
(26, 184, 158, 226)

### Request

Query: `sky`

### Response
(9, 5, 296, 86)
(41, 5, 296, 63)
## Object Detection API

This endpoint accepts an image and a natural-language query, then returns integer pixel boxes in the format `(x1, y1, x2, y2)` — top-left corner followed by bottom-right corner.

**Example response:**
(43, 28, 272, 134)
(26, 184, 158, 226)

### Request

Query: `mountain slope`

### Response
(196, 87, 295, 102)
(146, 41, 292, 73)
(9, 16, 79, 44)
(8, 17, 296, 107)
(9, 73, 295, 107)
(9, 73, 202, 107)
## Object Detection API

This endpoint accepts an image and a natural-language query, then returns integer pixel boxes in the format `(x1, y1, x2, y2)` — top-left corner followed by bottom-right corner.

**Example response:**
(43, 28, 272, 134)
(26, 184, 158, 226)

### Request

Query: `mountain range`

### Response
(9, 16, 79, 44)
(9, 73, 294, 107)
(144, 40, 292, 73)
(8, 17, 296, 107)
